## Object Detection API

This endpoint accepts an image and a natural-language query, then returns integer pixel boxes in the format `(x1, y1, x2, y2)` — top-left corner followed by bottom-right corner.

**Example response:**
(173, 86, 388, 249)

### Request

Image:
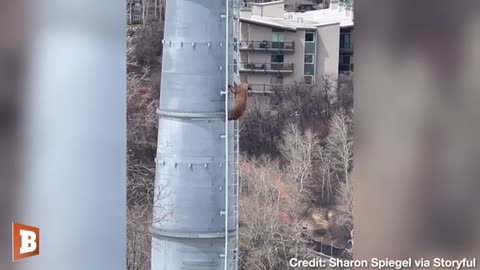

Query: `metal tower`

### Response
(151, 0, 240, 269)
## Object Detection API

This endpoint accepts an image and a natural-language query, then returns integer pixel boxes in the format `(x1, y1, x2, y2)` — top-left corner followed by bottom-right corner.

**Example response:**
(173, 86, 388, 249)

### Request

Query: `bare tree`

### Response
(324, 109, 353, 188)
(239, 155, 314, 270)
(278, 124, 319, 210)
(240, 74, 354, 158)
(336, 73, 354, 113)
(129, 21, 164, 66)
(238, 115, 355, 268)
(126, 38, 166, 270)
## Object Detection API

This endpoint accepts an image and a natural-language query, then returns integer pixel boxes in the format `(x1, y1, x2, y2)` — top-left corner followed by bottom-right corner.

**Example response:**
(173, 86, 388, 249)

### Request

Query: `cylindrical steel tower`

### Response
(151, 0, 236, 269)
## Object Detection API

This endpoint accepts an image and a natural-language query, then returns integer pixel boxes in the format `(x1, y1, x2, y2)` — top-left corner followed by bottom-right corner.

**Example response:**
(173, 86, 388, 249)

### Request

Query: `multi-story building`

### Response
(339, 24, 353, 72)
(237, 0, 353, 92)
(290, 0, 353, 72)
(249, 0, 330, 12)
(127, 0, 143, 24)
(285, 0, 330, 12)
(127, 0, 165, 25)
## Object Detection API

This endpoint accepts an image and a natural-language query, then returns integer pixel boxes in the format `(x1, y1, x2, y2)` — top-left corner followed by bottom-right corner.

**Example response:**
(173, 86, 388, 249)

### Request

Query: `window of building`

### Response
(271, 55, 284, 71)
(272, 30, 285, 42)
(133, 15, 141, 21)
(304, 54, 314, 64)
(272, 30, 285, 49)
(340, 55, 351, 65)
(271, 54, 284, 63)
(134, 3, 142, 10)
(304, 75, 314, 85)
(304, 64, 314, 75)
(340, 32, 352, 49)
(305, 32, 315, 42)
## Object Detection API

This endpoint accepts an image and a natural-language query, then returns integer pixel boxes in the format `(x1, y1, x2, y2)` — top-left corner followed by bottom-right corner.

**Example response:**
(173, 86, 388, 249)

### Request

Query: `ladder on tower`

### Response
(231, 0, 241, 269)
(231, 119, 240, 270)
(222, 0, 241, 269)
(232, 0, 241, 268)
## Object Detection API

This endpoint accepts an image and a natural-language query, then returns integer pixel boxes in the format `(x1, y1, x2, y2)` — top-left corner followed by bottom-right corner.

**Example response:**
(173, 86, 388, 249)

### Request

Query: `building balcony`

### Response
(239, 41, 295, 53)
(339, 63, 353, 72)
(239, 62, 294, 73)
(340, 46, 353, 54)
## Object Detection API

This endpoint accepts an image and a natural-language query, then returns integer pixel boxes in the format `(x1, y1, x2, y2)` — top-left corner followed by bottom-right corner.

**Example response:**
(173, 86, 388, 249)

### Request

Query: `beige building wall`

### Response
(239, 23, 309, 86)
(287, 30, 307, 84)
(251, 1, 285, 18)
(315, 23, 340, 81)
(238, 19, 340, 87)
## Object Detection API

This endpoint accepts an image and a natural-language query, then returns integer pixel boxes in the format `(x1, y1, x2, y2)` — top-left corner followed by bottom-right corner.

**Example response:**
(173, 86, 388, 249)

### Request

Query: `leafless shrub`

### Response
(127, 205, 153, 270)
(240, 75, 353, 158)
(337, 73, 354, 111)
(130, 21, 164, 66)
(238, 115, 355, 268)
(333, 180, 354, 256)
(335, 181, 353, 221)
(240, 101, 282, 156)
(270, 82, 328, 126)
(239, 156, 313, 270)
(150, 72, 161, 99)
(127, 48, 158, 159)
(241, 81, 332, 157)
(324, 109, 354, 188)
(304, 109, 354, 205)
(278, 124, 320, 211)
(126, 34, 163, 270)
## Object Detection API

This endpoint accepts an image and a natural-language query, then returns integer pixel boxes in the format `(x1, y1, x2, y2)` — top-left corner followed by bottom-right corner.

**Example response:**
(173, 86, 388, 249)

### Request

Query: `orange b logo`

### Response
(12, 222, 40, 262)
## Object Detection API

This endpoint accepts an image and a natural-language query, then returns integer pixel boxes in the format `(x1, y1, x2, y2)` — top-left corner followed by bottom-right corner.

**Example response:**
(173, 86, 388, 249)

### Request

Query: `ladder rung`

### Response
(220, 134, 240, 139)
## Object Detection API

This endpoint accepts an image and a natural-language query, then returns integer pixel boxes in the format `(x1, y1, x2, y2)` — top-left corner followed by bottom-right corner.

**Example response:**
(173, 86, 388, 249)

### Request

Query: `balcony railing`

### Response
(339, 63, 354, 72)
(239, 62, 294, 73)
(248, 84, 282, 94)
(239, 41, 295, 52)
(340, 46, 353, 54)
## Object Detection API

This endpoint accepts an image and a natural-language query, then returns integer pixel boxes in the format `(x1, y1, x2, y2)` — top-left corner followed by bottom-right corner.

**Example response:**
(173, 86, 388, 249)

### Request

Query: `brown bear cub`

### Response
(228, 81, 250, 121)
